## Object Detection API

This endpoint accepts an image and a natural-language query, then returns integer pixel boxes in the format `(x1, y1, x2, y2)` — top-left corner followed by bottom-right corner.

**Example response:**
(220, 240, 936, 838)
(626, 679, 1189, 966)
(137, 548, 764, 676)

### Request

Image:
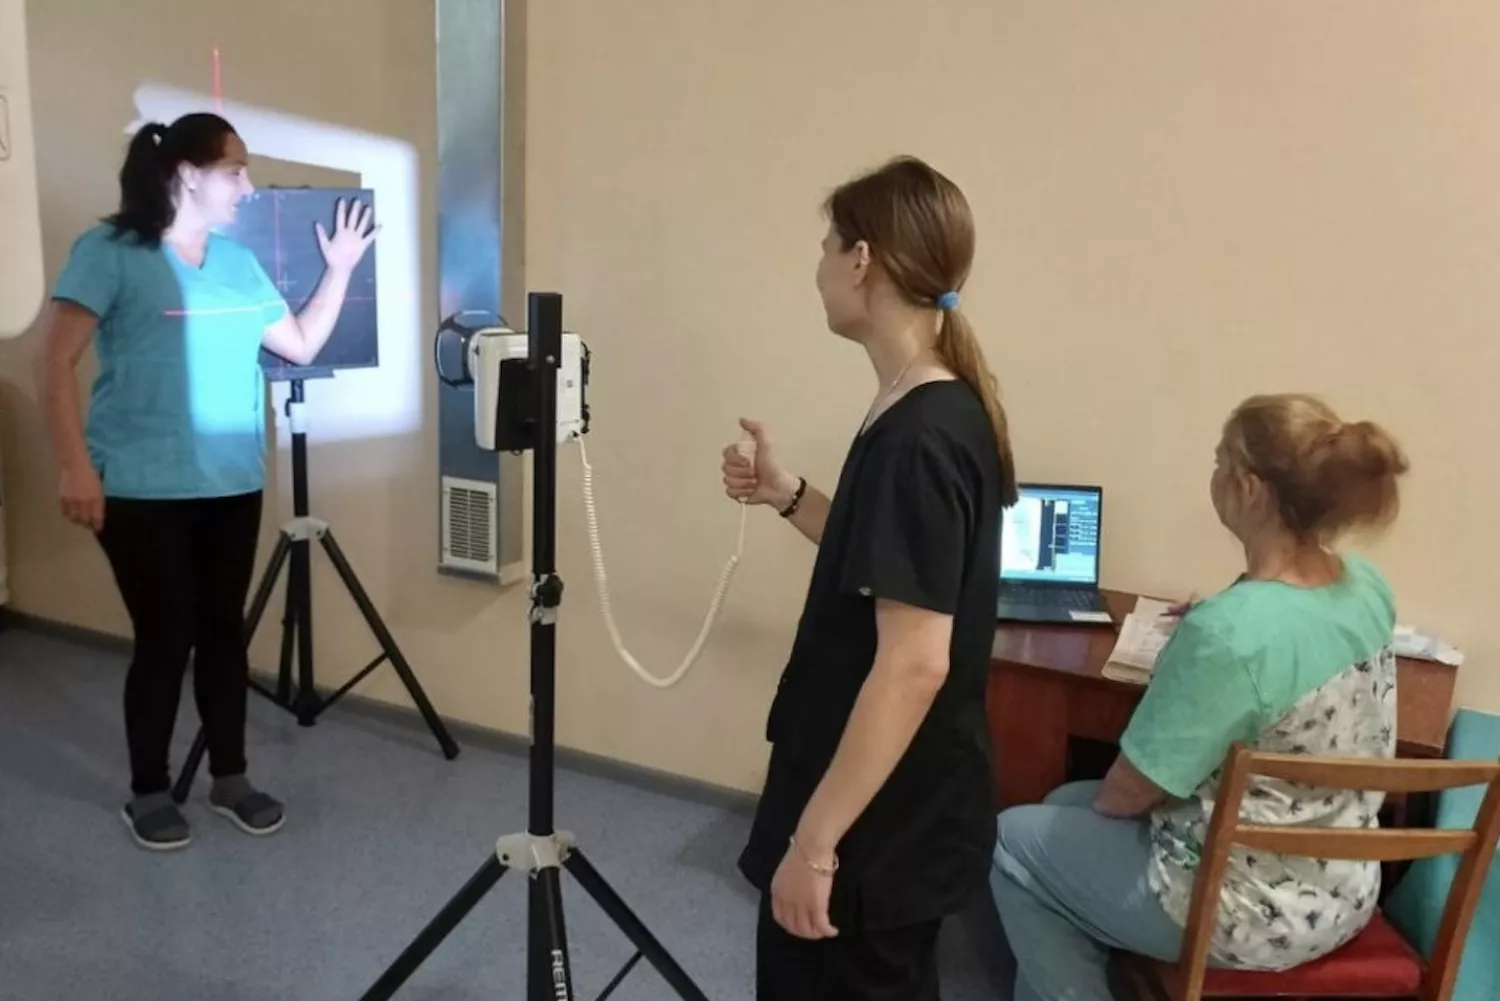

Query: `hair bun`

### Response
(1339, 420, 1410, 480)
(1224, 393, 1409, 541)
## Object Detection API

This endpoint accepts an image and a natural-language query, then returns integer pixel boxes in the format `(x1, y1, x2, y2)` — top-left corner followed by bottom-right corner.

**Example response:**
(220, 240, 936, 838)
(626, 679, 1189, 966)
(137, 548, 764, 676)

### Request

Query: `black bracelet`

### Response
(779, 476, 808, 518)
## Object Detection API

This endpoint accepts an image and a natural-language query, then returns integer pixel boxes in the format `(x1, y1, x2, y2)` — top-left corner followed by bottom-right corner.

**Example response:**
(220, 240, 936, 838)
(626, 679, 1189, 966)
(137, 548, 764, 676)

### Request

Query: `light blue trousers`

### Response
(990, 782, 1187, 1001)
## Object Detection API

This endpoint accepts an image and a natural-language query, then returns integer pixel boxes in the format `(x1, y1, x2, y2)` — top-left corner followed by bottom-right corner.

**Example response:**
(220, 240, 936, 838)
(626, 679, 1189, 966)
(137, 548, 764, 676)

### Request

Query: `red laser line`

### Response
(162, 297, 375, 318)
(162, 303, 280, 317)
(163, 296, 378, 319)
(212, 47, 223, 112)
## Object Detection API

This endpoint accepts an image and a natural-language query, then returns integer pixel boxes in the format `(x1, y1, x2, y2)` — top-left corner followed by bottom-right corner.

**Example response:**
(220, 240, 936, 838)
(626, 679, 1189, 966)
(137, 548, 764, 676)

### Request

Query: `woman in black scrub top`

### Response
(720, 156, 1020, 1001)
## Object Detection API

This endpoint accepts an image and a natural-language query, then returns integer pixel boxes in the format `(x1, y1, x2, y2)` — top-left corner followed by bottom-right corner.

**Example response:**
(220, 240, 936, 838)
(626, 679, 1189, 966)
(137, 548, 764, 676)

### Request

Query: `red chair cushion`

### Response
(1200, 912, 1425, 997)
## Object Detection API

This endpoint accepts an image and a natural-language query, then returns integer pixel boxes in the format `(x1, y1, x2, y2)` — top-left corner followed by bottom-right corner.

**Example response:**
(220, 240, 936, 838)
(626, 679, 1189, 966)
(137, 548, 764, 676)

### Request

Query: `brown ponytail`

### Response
(936, 307, 1019, 506)
(825, 155, 1020, 506)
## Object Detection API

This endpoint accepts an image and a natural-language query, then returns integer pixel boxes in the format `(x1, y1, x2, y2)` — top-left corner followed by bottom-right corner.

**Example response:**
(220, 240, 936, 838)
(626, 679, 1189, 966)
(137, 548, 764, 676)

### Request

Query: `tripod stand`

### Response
(170, 375, 460, 805)
(360, 292, 711, 1001)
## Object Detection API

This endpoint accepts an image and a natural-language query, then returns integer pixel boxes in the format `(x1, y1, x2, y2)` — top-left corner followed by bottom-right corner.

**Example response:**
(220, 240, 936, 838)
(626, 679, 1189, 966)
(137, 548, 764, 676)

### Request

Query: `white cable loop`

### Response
(576, 435, 748, 688)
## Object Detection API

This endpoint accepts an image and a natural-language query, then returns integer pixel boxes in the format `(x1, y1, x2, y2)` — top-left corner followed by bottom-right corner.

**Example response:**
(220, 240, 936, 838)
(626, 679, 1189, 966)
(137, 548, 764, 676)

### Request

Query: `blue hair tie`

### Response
(937, 290, 960, 311)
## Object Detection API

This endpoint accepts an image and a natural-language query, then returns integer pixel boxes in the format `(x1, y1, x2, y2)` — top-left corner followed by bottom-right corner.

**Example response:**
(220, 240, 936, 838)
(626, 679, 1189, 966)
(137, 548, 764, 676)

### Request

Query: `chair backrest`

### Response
(1177, 745, 1500, 1001)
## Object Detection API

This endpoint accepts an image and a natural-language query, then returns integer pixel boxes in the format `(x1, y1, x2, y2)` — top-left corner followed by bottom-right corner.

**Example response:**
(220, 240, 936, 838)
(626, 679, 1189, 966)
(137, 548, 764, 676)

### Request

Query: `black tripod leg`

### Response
(245, 532, 292, 642)
(565, 849, 712, 1001)
(169, 729, 209, 805)
(529, 867, 575, 1001)
(170, 533, 294, 805)
(250, 533, 295, 711)
(360, 855, 509, 1001)
(276, 545, 299, 707)
(289, 533, 321, 726)
(320, 529, 460, 759)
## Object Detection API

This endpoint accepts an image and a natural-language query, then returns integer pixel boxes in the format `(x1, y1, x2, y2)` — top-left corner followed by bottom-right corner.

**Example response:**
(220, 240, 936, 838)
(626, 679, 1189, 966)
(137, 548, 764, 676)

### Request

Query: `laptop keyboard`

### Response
(1004, 585, 1098, 609)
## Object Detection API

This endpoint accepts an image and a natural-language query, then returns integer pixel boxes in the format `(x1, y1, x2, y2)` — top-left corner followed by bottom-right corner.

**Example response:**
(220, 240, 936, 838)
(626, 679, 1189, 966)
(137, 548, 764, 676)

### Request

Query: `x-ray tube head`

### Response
(0, 0, 45, 339)
(446, 325, 588, 451)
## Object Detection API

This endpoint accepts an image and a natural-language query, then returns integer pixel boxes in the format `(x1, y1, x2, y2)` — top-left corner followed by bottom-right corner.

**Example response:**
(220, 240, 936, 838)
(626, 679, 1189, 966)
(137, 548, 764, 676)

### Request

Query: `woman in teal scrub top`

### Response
(989, 393, 1411, 1001)
(38, 112, 378, 851)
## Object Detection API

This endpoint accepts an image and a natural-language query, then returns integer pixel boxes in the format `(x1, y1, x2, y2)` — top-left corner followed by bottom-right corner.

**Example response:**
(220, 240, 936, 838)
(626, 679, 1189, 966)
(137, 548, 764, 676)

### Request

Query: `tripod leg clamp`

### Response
(495, 831, 577, 873)
(283, 516, 330, 542)
(529, 573, 564, 626)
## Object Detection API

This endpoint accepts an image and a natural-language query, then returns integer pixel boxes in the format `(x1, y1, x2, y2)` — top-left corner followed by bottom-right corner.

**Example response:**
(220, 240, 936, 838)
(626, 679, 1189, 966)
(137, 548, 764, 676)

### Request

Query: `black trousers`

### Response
(96, 491, 263, 796)
(756, 894, 942, 1001)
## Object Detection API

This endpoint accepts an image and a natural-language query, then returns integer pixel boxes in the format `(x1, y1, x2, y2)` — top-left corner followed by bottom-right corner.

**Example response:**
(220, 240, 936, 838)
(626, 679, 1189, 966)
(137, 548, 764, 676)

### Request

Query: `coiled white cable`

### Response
(576, 435, 751, 688)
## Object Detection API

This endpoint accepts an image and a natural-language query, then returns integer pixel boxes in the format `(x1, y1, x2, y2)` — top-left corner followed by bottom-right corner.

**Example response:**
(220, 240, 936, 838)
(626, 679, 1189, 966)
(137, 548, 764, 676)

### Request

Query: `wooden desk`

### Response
(987, 590, 1458, 809)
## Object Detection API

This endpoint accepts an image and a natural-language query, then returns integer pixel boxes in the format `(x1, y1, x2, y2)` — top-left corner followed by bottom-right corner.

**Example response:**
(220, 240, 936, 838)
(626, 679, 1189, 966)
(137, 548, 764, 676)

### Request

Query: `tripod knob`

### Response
(533, 573, 564, 609)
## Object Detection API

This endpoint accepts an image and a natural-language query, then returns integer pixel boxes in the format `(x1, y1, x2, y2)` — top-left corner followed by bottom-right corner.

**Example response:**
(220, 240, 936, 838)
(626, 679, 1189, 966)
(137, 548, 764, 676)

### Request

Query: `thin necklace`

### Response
(885, 356, 916, 393)
(862, 355, 919, 432)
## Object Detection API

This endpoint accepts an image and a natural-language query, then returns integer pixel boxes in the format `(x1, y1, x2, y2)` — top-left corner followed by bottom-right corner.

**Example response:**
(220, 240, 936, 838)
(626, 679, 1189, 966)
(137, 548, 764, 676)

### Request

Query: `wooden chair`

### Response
(1114, 744, 1500, 1001)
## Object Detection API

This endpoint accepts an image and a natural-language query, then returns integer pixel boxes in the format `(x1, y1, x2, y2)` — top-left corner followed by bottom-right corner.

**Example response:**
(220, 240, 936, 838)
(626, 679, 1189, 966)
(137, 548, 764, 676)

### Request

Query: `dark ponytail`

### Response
(106, 122, 172, 245)
(103, 113, 238, 246)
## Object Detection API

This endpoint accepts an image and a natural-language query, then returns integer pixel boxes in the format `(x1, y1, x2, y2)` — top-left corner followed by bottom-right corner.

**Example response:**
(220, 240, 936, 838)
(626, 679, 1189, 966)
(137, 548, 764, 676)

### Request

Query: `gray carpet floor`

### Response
(0, 626, 1016, 1000)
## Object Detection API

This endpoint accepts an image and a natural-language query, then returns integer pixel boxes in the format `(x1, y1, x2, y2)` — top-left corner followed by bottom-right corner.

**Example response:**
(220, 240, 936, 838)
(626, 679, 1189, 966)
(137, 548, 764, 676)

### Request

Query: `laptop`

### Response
(996, 483, 1112, 625)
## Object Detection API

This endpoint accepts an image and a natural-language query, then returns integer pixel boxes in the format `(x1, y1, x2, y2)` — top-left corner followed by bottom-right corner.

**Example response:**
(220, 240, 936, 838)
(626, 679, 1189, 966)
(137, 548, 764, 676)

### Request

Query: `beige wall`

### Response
(5, 1, 1497, 795)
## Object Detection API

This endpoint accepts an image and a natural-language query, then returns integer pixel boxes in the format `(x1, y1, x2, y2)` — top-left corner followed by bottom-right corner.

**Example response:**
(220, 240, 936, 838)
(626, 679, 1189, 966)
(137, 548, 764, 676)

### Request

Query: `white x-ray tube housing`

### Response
(468, 327, 587, 451)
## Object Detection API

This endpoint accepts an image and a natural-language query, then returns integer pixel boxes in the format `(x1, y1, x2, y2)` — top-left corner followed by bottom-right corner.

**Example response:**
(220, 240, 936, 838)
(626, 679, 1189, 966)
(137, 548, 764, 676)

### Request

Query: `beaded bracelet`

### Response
(778, 476, 808, 519)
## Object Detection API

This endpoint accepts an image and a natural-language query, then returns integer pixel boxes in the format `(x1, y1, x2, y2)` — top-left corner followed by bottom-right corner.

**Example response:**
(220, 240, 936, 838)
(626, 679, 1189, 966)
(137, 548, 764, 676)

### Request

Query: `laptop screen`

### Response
(1000, 484, 1103, 586)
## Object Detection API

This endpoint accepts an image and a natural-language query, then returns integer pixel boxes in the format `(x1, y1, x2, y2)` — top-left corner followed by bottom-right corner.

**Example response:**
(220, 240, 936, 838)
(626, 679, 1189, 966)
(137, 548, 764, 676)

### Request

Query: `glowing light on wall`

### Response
(126, 82, 422, 446)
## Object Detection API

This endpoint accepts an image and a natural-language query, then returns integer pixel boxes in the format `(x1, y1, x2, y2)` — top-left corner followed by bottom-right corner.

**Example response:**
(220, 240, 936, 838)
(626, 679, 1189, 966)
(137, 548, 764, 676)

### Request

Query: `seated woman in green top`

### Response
(990, 393, 1411, 1001)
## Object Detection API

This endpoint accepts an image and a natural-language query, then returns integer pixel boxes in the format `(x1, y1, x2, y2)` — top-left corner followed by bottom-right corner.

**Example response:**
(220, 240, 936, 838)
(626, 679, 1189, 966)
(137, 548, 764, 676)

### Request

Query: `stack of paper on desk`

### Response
(1102, 597, 1179, 685)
